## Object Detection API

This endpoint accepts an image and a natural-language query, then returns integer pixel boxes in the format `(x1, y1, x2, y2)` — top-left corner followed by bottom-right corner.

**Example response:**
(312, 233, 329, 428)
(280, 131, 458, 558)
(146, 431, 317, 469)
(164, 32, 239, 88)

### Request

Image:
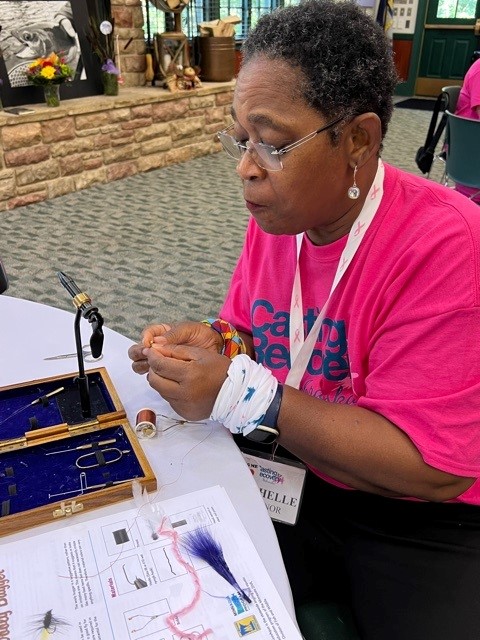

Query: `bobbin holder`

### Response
(0, 367, 156, 538)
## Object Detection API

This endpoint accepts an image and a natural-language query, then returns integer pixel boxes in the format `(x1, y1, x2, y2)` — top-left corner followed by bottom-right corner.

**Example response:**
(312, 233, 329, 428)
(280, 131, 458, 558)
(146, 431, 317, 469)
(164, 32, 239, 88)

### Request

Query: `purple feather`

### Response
(182, 528, 251, 603)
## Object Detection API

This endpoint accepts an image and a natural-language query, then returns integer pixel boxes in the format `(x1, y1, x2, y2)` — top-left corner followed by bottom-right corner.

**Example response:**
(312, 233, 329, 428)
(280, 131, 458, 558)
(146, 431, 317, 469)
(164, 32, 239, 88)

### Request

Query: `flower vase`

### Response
(43, 84, 61, 107)
(102, 72, 119, 96)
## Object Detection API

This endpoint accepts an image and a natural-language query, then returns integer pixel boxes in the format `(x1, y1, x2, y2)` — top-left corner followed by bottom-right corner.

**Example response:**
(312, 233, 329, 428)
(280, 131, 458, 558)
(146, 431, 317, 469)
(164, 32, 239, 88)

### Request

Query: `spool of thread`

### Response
(135, 408, 157, 439)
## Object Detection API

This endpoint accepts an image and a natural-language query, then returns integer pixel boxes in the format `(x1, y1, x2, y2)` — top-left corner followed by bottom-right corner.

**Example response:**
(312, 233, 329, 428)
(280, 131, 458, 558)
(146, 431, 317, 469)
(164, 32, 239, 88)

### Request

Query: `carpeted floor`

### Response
(0, 103, 449, 342)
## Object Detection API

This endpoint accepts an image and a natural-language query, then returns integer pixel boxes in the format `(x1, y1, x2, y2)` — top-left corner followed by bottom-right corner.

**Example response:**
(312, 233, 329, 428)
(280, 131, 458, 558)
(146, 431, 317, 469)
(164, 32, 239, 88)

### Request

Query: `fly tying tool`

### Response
(75, 448, 131, 469)
(44, 344, 103, 362)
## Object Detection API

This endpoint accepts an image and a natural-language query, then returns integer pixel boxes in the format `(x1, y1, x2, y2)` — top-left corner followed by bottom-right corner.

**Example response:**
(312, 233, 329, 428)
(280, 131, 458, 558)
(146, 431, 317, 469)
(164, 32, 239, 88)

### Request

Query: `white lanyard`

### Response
(286, 160, 385, 389)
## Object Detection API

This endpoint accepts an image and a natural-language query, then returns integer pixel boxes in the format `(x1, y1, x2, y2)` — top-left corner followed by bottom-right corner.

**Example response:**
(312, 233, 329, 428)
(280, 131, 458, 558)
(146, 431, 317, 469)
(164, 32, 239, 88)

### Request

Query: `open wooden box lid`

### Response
(0, 368, 156, 537)
(0, 367, 125, 449)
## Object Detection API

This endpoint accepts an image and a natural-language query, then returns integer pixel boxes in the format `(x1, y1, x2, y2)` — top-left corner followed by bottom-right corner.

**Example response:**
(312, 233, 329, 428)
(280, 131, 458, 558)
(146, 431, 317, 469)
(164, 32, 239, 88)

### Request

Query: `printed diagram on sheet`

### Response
(0, 485, 302, 639)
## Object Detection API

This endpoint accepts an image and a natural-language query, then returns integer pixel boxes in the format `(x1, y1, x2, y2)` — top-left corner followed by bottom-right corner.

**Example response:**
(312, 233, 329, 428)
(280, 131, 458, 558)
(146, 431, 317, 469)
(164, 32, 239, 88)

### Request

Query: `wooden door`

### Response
(416, 0, 480, 96)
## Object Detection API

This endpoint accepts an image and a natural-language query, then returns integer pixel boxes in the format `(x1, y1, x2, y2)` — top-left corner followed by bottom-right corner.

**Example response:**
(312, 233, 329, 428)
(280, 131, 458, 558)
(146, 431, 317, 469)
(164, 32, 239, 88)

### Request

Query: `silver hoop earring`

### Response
(348, 165, 360, 200)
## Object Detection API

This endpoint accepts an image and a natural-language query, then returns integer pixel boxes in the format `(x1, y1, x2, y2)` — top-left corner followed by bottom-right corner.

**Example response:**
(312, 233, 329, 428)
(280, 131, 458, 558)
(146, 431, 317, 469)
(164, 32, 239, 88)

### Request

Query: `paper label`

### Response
(241, 449, 306, 525)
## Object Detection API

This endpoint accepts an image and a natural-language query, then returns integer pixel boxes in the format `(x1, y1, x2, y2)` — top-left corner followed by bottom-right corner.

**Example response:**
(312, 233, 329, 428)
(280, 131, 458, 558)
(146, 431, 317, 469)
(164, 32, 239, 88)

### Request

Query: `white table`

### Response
(0, 295, 295, 616)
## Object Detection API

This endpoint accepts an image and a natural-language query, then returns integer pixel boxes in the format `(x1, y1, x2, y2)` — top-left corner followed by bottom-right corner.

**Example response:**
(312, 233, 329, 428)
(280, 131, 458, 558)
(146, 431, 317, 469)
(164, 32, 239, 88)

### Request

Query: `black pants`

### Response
(273, 471, 480, 640)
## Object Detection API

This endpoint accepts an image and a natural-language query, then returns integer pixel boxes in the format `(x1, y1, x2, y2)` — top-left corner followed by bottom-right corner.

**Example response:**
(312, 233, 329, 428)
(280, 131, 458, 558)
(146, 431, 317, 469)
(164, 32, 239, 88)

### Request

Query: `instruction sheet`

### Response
(0, 485, 302, 639)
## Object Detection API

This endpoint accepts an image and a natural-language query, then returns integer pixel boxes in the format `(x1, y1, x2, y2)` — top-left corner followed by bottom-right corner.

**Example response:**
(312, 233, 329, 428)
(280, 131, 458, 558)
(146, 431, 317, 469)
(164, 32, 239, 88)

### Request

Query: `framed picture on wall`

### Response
(0, 0, 103, 108)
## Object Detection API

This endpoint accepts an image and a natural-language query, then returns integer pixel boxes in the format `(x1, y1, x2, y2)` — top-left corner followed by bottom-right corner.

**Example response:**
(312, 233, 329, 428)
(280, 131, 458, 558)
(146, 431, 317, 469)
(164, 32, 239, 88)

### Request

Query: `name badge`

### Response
(241, 448, 306, 525)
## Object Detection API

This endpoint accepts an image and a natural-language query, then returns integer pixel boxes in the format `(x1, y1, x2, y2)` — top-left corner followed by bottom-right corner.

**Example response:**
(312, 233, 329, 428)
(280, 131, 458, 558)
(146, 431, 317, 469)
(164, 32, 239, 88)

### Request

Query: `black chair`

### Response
(415, 86, 461, 178)
(441, 85, 461, 113)
(433, 85, 462, 175)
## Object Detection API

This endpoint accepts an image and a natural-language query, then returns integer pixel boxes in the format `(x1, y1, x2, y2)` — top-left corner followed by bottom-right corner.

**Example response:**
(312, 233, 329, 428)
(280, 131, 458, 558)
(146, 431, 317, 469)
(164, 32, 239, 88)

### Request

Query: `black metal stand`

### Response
(57, 271, 104, 419)
(74, 307, 91, 418)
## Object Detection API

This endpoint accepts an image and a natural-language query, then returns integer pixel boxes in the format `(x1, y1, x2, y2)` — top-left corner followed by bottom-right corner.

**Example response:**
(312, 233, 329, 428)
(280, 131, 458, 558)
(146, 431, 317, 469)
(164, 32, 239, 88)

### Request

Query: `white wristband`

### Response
(210, 354, 278, 436)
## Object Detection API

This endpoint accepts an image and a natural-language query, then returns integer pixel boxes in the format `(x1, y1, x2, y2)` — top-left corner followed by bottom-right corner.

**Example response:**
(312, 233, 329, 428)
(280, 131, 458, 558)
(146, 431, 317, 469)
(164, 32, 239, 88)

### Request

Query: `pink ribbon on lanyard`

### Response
(286, 159, 385, 389)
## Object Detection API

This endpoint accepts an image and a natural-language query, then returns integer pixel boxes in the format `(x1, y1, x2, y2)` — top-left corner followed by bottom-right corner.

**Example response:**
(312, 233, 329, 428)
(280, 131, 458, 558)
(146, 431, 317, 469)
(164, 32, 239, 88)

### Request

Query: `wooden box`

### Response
(0, 367, 156, 537)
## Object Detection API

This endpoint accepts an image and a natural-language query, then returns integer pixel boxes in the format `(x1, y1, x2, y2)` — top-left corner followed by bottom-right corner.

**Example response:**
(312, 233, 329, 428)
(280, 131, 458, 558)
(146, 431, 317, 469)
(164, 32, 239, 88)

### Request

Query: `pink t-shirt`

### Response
(456, 58, 480, 119)
(221, 163, 480, 504)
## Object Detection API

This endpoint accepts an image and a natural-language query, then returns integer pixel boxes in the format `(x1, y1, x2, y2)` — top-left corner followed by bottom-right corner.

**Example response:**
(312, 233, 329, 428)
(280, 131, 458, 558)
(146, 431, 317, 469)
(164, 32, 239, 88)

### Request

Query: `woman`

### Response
(129, 2, 480, 638)
(456, 56, 480, 119)
(454, 56, 480, 202)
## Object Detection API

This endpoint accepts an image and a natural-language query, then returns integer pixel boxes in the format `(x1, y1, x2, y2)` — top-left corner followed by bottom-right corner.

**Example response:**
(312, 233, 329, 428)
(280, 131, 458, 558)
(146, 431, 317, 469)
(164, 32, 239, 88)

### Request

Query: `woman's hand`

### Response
(128, 321, 223, 375)
(128, 323, 172, 375)
(149, 321, 223, 352)
(145, 343, 230, 421)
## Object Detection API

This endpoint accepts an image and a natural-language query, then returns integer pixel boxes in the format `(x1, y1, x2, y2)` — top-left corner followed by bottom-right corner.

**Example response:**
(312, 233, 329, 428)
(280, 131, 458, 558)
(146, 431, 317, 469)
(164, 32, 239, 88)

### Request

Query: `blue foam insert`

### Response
(0, 424, 144, 516)
(0, 371, 116, 440)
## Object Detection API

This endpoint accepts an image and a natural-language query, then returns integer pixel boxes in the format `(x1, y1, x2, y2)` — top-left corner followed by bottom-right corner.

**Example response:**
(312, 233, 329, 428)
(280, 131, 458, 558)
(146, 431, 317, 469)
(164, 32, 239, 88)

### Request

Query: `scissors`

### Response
(44, 344, 103, 362)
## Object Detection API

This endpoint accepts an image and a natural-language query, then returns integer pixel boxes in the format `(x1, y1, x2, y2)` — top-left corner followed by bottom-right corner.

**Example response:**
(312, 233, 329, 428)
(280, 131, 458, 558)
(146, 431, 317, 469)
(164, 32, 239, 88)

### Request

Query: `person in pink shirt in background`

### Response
(456, 56, 480, 119)
(454, 56, 480, 201)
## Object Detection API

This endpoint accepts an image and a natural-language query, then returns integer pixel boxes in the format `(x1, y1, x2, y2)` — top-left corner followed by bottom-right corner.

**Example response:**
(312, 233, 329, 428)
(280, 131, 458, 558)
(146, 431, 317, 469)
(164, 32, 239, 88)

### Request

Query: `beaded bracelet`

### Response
(202, 318, 247, 359)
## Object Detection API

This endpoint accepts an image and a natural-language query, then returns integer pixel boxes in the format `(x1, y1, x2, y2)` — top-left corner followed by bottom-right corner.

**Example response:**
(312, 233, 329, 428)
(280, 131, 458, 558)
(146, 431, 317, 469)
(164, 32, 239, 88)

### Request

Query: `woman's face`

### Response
(232, 56, 365, 244)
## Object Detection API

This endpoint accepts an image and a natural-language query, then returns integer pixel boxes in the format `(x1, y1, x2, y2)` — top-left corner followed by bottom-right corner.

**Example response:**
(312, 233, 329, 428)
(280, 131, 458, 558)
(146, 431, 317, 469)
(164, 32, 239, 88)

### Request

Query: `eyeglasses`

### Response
(217, 116, 344, 171)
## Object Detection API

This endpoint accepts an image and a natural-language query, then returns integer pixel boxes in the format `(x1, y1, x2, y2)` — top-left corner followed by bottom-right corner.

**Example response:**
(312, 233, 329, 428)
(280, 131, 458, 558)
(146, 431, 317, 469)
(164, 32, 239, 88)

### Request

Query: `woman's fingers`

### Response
(141, 323, 172, 348)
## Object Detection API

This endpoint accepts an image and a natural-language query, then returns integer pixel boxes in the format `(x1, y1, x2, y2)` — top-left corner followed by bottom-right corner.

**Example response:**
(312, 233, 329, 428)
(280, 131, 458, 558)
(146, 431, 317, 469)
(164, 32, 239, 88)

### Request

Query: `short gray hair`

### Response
(242, 0, 398, 141)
